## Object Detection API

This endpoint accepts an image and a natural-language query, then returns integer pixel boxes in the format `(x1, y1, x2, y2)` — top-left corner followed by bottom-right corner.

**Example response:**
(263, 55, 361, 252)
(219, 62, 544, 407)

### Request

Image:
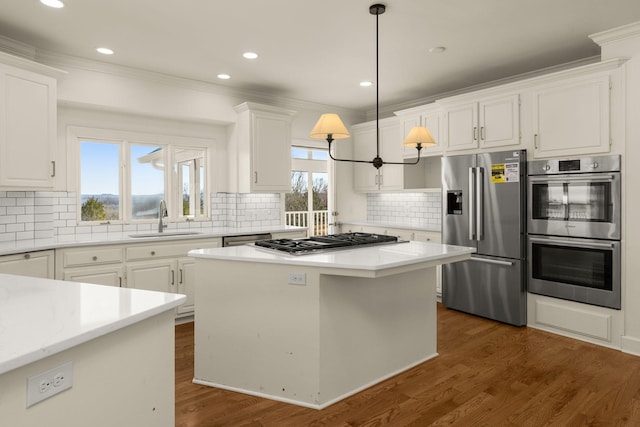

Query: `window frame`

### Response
(68, 126, 211, 227)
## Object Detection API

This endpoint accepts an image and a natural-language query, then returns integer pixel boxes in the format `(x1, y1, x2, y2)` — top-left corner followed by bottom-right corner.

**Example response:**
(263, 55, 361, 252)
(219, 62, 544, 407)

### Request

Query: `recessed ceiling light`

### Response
(217, 74, 231, 80)
(242, 52, 258, 60)
(428, 46, 446, 54)
(360, 81, 373, 87)
(40, 0, 64, 8)
(96, 47, 114, 55)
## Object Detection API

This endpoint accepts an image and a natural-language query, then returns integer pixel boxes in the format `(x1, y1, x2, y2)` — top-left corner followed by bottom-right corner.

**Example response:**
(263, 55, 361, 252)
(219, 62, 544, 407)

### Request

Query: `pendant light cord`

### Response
(375, 7, 380, 160)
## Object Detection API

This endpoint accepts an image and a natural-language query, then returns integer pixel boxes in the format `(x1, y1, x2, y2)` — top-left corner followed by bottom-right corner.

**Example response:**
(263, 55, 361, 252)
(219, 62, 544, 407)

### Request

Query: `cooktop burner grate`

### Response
(254, 233, 399, 255)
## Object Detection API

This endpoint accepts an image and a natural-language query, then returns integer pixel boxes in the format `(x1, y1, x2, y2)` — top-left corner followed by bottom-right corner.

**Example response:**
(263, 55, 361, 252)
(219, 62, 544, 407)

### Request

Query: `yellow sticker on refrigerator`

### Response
(491, 162, 519, 183)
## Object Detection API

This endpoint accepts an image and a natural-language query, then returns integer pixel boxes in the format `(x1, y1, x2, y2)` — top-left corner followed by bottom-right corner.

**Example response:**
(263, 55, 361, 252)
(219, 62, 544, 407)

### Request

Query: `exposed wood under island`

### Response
(189, 241, 474, 409)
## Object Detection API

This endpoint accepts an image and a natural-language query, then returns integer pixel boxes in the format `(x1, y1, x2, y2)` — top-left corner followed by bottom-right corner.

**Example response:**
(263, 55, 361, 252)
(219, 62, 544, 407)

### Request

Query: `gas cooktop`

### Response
(254, 232, 399, 255)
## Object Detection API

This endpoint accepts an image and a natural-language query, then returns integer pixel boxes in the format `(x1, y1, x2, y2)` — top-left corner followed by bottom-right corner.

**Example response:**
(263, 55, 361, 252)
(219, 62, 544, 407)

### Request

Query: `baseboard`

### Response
(193, 352, 439, 410)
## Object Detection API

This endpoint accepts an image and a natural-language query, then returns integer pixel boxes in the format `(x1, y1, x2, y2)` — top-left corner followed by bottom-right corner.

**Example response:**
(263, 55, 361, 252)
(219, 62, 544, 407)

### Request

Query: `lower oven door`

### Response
(527, 235, 621, 309)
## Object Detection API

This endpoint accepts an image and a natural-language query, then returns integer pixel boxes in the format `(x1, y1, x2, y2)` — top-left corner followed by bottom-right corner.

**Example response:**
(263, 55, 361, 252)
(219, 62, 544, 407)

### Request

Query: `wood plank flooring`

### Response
(175, 304, 640, 426)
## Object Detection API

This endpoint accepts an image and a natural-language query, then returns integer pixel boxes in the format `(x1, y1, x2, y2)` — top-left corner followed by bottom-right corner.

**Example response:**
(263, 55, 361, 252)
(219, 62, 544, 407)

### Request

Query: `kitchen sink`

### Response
(128, 231, 203, 238)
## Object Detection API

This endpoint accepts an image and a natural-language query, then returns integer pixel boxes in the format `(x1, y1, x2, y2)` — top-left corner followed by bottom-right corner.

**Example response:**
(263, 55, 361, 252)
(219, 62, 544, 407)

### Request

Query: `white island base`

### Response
(191, 241, 473, 409)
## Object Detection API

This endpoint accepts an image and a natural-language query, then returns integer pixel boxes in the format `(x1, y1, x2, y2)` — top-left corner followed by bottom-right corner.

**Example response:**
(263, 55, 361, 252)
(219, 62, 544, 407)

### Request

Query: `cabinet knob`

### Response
(151, 251, 156, 256)
(24, 253, 31, 260)
(92, 256, 98, 261)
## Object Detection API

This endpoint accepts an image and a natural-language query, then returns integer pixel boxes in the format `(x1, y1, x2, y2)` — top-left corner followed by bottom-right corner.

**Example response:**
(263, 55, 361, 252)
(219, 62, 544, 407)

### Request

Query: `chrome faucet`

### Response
(158, 199, 168, 233)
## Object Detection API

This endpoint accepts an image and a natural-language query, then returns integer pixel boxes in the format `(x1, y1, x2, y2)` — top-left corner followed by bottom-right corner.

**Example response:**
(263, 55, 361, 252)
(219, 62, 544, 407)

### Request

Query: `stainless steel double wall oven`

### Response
(527, 155, 621, 309)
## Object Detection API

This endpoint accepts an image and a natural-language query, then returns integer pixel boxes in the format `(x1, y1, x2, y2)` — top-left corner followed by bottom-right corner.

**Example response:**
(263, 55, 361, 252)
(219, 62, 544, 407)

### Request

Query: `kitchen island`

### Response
(0, 274, 185, 426)
(189, 240, 474, 409)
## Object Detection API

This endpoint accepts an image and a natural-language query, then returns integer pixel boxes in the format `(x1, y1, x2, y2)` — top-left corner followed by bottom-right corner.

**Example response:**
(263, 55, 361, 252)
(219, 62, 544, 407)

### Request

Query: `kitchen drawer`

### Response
(125, 240, 220, 261)
(413, 231, 441, 243)
(62, 247, 124, 267)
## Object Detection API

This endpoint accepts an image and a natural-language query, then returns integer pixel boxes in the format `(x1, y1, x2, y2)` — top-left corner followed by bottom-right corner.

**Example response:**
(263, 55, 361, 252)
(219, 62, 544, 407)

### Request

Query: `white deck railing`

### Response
(285, 210, 329, 236)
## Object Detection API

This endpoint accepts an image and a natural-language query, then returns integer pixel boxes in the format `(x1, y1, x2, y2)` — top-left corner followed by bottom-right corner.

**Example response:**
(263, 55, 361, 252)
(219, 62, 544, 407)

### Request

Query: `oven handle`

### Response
(469, 256, 513, 267)
(529, 236, 615, 249)
(528, 174, 617, 183)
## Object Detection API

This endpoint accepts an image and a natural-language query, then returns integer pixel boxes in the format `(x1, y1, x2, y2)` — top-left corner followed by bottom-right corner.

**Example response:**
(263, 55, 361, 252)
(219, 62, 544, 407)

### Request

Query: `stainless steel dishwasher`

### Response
(222, 233, 273, 247)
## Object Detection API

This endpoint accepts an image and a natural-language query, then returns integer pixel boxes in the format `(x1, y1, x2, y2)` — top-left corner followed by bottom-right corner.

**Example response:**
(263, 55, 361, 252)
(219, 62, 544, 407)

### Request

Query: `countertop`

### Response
(339, 221, 441, 232)
(0, 273, 186, 375)
(189, 241, 474, 271)
(0, 225, 306, 256)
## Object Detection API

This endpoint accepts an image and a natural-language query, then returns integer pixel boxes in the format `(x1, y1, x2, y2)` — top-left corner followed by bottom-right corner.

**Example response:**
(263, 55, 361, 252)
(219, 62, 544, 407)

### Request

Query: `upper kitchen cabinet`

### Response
(231, 102, 295, 193)
(395, 104, 444, 158)
(0, 52, 64, 189)
(352, 118, 403, 192)
(531, 74, 610, 158)
(440, 92, 520, 152)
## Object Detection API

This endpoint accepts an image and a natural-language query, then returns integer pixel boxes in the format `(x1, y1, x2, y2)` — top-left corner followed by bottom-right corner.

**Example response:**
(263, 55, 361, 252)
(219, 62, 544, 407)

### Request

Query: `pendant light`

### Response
(310, 3, 436, 169)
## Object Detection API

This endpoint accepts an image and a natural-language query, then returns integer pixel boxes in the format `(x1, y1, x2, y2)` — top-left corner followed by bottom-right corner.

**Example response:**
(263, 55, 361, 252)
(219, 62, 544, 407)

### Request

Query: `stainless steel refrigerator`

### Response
(441, 149, 526, 326)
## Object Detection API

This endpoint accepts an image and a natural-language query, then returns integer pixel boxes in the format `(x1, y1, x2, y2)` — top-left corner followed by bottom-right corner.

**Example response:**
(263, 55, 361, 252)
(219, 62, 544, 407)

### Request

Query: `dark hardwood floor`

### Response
(176, 304, 640, 426)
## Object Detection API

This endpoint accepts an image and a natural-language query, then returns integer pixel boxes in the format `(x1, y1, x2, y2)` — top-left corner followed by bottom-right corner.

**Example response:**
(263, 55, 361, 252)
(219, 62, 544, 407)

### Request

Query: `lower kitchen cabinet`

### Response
(0, 250, 54, 279)
(56, 237, 221, 318)
(62, 265, 124, 287)
(177, 257, 195, 315)
(126, 259, 176, 294)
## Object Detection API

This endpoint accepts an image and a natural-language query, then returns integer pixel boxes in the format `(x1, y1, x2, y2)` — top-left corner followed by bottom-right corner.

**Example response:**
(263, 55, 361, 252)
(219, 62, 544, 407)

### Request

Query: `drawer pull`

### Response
(171, 270, 175, 286)
(151, 251, 156, 256)
(92, 256, 98, 261)
(24, 253, 31, 260)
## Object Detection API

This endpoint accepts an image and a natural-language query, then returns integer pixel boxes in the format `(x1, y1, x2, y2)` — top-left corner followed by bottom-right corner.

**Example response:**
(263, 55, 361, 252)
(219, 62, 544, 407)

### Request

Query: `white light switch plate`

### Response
(27, 361, 73, 407)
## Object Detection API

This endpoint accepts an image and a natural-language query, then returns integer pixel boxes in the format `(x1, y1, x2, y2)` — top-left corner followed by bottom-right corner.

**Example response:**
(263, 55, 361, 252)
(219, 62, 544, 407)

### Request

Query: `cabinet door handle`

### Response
(480, 126, 485, 141)
(254, 171, 258, 183)
(24, 253, 31, 260)
(179, 268, 183, 284)
(473, 126, 478, 141)
(379, 174, 383, 186)
(171, 270, 175, 286)
(534, 134, 538, 149)
(51, 161, 56, 178)
(119, 277, 122, 287)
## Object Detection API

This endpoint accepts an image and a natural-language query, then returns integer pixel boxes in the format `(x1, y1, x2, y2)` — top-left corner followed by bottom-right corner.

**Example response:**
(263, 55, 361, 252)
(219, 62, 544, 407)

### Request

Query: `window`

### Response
(74, 127, 209, 225)
(285, 146, 330, 236)
(80, 140, 121, 221)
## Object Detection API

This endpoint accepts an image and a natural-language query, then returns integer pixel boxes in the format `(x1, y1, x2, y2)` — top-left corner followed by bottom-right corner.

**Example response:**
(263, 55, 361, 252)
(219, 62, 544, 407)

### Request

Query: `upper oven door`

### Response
(528, 172, 620, 239)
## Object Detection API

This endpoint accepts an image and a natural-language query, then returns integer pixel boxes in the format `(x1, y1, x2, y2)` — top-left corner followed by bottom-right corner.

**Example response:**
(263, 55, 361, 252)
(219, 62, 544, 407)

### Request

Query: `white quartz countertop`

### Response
(339, 221, 441, 232)
(189, 241, 474, 271)
(0, 274, 186, 375)
(0, 225, 306, 256)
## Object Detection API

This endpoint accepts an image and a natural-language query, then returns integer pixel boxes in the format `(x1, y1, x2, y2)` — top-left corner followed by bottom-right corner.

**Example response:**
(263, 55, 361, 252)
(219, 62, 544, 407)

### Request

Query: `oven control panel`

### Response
(529, 155, 620, 175)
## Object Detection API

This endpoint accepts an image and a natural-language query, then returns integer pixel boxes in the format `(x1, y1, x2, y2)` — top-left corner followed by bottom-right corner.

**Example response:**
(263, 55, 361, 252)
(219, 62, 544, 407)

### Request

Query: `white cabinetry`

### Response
(56, 246, 124, 287)
(232, 102, 295, 193)
(56, 238, 221, 317)
(396, 104, 444, 158)
(531, 74, 610, 158)
(352, 119, 406, 192)
(0, 250, 54, 279)
(0, 52, 63, 189)
(442, 93, 520, 152)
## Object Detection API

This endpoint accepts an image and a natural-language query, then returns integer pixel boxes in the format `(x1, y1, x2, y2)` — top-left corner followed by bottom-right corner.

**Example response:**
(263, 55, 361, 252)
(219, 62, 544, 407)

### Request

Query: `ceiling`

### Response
(2, 0, 640, 112)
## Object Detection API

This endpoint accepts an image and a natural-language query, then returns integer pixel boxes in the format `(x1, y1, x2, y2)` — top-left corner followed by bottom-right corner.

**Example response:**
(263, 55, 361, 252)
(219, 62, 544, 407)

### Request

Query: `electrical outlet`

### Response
(27, 361, 73, 407)
(288, 272, 306, 285)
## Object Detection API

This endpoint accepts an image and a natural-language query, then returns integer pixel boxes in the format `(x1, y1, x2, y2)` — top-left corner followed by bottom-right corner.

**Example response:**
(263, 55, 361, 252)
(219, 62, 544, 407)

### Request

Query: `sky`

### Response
(80, 141, 164, 196)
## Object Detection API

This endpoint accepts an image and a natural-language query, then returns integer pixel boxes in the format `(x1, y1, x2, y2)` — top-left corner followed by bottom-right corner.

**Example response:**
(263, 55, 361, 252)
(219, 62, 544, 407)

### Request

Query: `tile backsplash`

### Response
(367, 192, 441, 229)
(0, 191, 281, 241)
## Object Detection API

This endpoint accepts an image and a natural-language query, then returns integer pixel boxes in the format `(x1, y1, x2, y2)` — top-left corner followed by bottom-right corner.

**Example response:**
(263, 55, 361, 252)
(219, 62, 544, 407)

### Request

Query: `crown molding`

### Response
(0, 34, 36, 59)
(590, 21, 640, 47)
(372, 56, 601, 119)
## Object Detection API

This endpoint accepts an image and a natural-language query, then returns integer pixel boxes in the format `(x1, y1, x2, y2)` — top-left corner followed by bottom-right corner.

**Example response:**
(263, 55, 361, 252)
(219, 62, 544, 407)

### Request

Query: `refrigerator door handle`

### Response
(469, 256, 514, 267)
(468, 167, 476, 240)
(476, 167, 484, 240)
